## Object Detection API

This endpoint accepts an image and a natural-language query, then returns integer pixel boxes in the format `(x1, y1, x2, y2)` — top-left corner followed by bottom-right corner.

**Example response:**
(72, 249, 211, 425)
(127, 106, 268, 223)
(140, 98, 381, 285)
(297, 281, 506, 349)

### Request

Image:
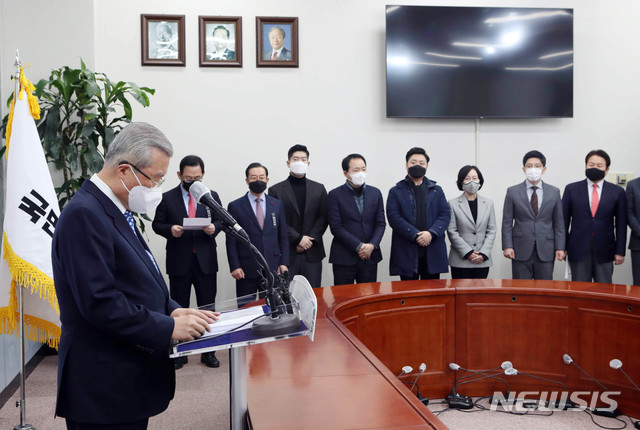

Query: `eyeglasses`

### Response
(120, 161, 165, 188)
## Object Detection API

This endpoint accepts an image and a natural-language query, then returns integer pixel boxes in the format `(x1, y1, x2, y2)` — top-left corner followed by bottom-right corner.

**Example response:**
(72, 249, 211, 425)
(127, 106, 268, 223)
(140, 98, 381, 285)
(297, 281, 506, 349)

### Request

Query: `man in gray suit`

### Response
(502, 150, 566, 279)
(626, 176, 640, 285)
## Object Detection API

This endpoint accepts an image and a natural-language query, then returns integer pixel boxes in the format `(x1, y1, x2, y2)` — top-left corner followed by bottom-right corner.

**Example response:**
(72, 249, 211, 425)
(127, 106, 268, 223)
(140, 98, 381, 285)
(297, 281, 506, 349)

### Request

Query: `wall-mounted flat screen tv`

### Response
(385, 5, 574, 118)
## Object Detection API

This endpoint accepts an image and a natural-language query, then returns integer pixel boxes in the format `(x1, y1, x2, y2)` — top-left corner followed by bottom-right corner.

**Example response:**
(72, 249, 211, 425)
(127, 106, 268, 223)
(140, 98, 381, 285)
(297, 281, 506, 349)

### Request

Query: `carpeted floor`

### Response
(0, 352, 231, 430)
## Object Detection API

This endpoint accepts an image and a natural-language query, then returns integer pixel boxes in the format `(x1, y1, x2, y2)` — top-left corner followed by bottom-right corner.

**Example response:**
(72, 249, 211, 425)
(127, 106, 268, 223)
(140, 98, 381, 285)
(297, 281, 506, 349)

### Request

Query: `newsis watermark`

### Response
(489, 391, 620, 412)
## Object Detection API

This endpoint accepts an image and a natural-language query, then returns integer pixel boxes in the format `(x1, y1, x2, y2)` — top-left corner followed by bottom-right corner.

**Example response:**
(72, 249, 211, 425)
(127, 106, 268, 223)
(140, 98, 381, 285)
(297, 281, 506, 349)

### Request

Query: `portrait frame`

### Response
(141, 14, 186, 66)
(199, 16, 243, 67)
(256, 17, 299, 68)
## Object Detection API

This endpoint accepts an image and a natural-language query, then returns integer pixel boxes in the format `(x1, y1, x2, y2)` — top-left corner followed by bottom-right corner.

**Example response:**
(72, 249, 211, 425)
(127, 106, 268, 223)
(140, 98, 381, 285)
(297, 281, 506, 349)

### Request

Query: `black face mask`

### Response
(182, 180, 194, 191)
(586, 168, 606, 182)
(408, 165, 426, 179)
(249, 180, 267, 194)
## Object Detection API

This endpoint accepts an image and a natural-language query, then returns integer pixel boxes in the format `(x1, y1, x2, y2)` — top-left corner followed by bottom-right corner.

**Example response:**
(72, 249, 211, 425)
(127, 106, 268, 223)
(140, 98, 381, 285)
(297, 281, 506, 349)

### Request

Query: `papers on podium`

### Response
(182, 217, 211, 230)
(204, 306, 266, 338)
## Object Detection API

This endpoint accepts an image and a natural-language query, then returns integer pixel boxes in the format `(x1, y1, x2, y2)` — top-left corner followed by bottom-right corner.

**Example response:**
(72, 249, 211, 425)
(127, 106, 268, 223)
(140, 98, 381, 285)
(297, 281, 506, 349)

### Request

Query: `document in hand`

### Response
(202, 305, 267, 338)
(182, 217, 211, 230)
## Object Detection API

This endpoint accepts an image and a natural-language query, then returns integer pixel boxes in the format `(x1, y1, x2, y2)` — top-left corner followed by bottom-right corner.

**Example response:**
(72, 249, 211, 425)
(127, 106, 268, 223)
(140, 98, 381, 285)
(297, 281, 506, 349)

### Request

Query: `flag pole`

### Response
(11, 50, 37, 430)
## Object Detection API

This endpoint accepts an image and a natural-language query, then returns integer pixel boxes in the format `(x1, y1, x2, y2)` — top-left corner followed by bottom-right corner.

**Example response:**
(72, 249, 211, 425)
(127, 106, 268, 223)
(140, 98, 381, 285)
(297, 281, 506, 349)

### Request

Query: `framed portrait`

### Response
(141, 14, 186, 66)
(256, 17, 298, 67)
(199, 16, 242, 67)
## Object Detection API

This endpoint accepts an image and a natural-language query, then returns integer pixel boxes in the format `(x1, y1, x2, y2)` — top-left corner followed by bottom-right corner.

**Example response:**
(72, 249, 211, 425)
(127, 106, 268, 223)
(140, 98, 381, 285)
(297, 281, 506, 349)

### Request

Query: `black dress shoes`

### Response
(201, 352, 220, 368)
(174, 355, 188, 370)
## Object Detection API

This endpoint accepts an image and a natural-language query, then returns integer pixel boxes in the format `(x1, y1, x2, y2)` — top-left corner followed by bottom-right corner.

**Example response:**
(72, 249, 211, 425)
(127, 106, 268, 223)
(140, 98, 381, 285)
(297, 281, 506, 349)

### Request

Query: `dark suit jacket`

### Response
(627, 177, 640, 251)
(386, 177, 450, 276)
(226, 193, 290, 278)
(268, 177, 329, 262)
(501, 181, 565, 262)
(562, 179, 627, 262)
(152, 185, 222, 276)
(265, 47, 292, 60)
(327, 183, 386, 266)
(52, 180, 180, 424)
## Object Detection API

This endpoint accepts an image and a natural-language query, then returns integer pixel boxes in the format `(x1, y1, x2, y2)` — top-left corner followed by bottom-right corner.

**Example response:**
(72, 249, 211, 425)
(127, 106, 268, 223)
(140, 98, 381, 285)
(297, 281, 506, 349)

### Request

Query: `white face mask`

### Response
(121, 167, 163, 213)
(462, 180, 480, 195)
(525, 167, 543, 183)
(349, 171, 367, 187)
(289, 161, 308, 175)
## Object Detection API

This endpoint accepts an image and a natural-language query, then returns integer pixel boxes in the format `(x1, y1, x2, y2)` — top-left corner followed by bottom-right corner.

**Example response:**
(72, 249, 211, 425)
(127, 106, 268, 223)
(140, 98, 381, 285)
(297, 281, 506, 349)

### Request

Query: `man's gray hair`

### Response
(104, 122, 173, 168)
(269, 26, 286, 39)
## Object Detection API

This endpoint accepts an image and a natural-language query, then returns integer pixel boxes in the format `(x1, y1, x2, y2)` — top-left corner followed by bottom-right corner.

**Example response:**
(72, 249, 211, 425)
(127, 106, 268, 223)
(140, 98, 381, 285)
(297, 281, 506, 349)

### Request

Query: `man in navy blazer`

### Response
(152, 155, 222, 369)
(387, 147, 450, 279)
(226, 162, 289, 306)
(52, 123, 217, 429)
(562, 149, 627, 283)
(328, 154, 386, 285)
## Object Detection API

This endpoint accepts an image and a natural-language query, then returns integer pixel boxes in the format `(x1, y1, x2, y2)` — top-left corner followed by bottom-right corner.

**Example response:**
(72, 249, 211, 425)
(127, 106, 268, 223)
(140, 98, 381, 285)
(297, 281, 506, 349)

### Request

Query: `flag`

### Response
(0, 66, 60, 348)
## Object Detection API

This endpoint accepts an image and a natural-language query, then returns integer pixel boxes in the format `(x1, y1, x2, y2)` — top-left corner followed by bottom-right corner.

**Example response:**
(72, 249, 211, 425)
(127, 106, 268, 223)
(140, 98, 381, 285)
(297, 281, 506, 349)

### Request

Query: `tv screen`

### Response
(385, 6, 574, 118)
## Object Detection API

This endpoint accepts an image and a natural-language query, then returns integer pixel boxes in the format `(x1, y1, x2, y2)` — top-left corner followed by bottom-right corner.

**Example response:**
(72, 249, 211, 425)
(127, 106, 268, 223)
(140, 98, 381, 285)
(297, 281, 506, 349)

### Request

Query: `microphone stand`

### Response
(223, 225, 301, 337)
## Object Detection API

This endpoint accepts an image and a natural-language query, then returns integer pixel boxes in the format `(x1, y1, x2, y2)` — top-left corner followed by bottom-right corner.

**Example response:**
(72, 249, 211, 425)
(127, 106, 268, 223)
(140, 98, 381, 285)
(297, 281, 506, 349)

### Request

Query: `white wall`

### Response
(0, 0, 95, 394)
(2, 0, 639, 321)
(91, 0, 640, 300)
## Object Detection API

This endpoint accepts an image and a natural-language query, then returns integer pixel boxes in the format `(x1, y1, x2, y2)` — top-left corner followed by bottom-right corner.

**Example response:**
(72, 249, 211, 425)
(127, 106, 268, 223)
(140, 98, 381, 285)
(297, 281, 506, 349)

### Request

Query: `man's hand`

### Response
(503, 248, 515, 259)
(358, 243, 375, 260)
(277, 265, 288, 274)
(231, 268, 245, 279)
(203, 224, 216, 236)
(555, 250, 566, 261)
(615, 254, 625, 265)
(170, 308, 219, 342)
(416, 231, 432, 247)
(171, 225, 184, 238)
(296, 245, 305, 253)
(298, 235, 314, 251)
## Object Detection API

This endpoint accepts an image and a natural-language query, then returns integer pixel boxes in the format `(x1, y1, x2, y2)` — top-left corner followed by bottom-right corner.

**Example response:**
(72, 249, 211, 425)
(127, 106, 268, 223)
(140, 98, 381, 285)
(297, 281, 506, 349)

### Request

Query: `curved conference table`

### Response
(246, 279, 640, 429)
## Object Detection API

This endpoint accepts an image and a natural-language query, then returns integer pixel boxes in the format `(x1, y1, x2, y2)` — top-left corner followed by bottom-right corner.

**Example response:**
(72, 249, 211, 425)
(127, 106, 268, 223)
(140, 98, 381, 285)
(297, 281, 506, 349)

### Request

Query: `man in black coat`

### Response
(269, 144, 328, 287)
(152, 155, 222, 368)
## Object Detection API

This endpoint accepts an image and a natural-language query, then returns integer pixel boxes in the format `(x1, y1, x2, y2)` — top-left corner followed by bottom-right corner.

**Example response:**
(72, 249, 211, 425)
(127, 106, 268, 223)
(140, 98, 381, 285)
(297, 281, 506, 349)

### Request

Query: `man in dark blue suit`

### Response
(387, 147, 450, 280)
(152, 155, 222, 369)
(52, 123, 217, 430)
(226, 162, 289, 306)
(562, 149, 627, 283)
(328, 154, 386, 285)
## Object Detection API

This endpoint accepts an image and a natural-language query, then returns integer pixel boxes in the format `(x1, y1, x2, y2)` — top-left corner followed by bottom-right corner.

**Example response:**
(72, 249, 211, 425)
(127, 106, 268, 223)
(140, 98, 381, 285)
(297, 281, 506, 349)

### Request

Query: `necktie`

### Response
(256, 197, 265, 229)
(124, 210, 160, 273)
(188, 193, 196, 218)
(272, 51, 278, 60)
(530, 186, 538, 217)
(124, 210, 137, 234)
(591, 184, 599, 217)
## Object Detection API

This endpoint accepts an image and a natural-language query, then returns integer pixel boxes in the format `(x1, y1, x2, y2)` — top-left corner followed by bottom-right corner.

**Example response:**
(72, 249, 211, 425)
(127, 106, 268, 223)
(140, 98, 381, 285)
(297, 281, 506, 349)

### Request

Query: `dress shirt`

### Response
(526, 180, 544, 210)
(587, 178, 603, 207)
(247, 192, 266, 218)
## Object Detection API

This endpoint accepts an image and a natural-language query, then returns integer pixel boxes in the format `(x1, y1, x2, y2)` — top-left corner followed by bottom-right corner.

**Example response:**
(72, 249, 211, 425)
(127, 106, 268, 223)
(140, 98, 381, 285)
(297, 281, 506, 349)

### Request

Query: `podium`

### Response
(170, 275, 317, 429)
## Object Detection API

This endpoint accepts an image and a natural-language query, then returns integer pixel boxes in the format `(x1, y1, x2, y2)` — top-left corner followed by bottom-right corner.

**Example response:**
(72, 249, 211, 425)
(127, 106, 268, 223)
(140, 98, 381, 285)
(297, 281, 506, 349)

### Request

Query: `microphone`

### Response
(409, 363, 427, 394)
(448, 362, 512, 409)
(505, 367, 571, 409)
(609, 359, 640, 393)
(397, 365, 413, 378)
(609, 359, 640, 430)
(189, 181, 248, 240)
(563, 353, 621, 417)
